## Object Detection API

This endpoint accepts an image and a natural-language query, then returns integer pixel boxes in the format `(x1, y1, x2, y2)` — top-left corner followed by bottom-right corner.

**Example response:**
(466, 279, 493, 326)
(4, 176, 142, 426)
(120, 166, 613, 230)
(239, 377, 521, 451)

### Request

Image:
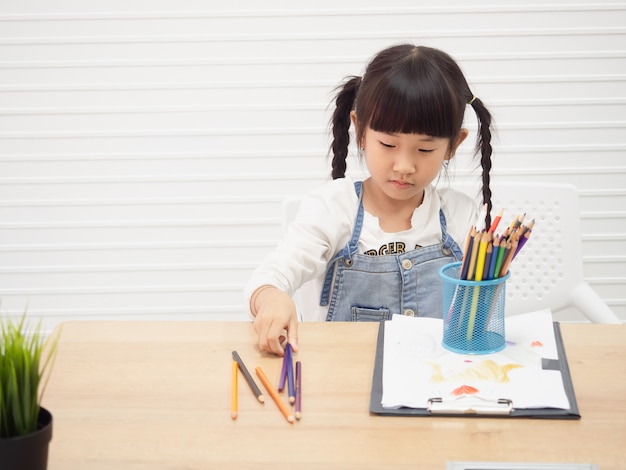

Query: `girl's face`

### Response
(360, 125, 467, 204)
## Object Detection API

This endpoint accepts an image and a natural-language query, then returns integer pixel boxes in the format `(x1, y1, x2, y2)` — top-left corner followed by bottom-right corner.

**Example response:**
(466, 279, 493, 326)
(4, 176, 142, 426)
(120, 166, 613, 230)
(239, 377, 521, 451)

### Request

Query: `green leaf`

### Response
(0, 309, 58, 437)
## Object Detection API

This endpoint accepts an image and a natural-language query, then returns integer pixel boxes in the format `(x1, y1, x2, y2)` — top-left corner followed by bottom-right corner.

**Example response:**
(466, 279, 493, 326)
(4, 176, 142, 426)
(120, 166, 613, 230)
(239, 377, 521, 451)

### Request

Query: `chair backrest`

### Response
(454, 182, 581, 316)
(454, 181, 619, 323)
(282, 182, 620, 323)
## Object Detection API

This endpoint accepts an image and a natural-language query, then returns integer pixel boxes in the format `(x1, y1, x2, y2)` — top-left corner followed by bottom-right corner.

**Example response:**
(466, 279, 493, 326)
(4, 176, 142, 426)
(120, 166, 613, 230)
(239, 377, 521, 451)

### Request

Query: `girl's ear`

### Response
(446, 128, 469, 160)
(351, 111, 364, 149)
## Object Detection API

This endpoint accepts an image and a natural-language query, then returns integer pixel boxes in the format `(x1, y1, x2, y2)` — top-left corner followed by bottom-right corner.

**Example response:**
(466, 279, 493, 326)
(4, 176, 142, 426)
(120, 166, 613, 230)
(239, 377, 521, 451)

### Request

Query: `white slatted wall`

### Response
(1, 1, 624, 331)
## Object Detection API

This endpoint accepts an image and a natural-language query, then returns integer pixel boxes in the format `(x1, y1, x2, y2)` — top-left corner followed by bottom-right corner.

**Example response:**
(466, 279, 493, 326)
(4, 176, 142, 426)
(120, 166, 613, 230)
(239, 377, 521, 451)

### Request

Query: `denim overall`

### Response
(320, 181, 463, 322)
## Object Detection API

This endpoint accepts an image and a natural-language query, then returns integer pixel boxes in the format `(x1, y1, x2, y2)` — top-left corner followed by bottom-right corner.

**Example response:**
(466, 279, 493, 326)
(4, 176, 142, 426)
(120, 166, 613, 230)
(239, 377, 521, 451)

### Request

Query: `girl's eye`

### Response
(419, 148, 435, 153)
(379, 141, 395, 148)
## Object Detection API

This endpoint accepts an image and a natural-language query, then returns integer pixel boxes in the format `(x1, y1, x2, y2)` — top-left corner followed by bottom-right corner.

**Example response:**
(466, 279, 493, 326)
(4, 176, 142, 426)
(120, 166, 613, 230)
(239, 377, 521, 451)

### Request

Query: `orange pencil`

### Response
(462, 226, 475, 259)
(255, 366, 295, 424)
(231, 360, 238, 420)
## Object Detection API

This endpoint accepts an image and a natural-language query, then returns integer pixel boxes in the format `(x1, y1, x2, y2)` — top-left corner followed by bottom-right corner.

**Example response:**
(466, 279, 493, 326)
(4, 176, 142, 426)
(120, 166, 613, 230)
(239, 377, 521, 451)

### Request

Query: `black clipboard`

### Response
(369, 321, 580, 419)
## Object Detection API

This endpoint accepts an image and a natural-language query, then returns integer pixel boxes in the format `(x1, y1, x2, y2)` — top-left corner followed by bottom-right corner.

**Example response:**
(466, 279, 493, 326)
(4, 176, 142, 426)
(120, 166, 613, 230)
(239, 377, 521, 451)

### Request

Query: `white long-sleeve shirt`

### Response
(245, 177, 478, 321)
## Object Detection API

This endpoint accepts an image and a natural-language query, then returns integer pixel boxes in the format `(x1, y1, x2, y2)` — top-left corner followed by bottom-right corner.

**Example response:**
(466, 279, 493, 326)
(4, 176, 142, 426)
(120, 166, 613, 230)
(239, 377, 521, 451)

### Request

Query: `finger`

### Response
(253, 319, 275, 355)
(266, 321, 287, 356)
(287, 317, 299, 353)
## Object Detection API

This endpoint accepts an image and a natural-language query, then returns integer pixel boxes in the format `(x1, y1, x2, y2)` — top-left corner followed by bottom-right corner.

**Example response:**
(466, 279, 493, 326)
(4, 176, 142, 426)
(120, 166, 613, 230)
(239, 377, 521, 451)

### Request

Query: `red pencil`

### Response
(488, 208, 504, 233)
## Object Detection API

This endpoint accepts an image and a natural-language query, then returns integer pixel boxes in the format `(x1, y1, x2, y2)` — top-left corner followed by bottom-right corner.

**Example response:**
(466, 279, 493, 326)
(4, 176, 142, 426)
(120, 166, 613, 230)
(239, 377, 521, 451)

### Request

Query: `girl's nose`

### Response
(393, 153, 416, 174)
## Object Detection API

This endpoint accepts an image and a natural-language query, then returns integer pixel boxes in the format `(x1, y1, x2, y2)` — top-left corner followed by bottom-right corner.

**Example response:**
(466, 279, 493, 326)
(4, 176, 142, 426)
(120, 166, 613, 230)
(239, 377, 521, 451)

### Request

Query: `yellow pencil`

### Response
(231, 360, 238, 420)
(467, 231, 490, 340)
(466, 285, 481, 341)
(255, 366, 295, 424)
(474, 231, 490, 281)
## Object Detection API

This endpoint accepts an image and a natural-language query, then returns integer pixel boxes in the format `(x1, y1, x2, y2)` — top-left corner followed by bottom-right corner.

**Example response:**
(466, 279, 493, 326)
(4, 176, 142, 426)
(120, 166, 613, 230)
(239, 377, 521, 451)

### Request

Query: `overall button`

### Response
(404, 309, 415, 317)
(401, 259, 412, 270)
(441, 246, 452, 256)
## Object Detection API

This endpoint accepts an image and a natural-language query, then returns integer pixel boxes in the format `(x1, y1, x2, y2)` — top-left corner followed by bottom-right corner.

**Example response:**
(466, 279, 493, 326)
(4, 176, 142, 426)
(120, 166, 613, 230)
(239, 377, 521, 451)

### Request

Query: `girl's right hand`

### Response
(251, 286, 299, 356)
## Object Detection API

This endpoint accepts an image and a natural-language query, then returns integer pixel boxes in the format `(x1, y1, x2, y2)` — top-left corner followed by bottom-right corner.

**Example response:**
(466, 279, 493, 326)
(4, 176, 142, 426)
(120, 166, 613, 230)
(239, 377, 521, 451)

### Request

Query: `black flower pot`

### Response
(0, 407, 53, 470)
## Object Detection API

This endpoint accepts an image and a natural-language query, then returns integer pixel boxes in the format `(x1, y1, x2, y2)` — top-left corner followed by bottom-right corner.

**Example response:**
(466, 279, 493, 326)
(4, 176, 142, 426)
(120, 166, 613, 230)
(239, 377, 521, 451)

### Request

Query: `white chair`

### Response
(282, 182, 621, 324)
(454, 181, 620, 324)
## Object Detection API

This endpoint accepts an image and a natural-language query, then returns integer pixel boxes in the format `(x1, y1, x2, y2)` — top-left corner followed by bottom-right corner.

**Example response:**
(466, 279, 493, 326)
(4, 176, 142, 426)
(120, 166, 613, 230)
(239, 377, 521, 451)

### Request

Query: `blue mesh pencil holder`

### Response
(439, 261, 510, 354)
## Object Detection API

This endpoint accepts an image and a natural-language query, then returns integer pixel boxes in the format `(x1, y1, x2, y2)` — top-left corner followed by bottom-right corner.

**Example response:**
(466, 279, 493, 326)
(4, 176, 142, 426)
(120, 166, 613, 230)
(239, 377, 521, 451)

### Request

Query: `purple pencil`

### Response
(295, 361, 302, 420)
(513, 229, 532, 259)
(277, 345, 289, 392)
(286, 344, 295, 404)
(513, 220, 534, 259)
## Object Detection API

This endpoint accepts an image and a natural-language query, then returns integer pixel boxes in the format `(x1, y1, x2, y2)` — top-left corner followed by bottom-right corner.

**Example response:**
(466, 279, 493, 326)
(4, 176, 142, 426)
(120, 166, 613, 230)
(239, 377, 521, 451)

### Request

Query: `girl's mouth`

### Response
(391, 180, 412, 189)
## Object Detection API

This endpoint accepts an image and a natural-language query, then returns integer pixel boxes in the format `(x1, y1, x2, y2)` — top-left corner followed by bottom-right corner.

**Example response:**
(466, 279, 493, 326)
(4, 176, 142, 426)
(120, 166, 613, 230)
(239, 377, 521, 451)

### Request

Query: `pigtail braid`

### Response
(330, 76, 361, 179)
(469, 97, 494, 229)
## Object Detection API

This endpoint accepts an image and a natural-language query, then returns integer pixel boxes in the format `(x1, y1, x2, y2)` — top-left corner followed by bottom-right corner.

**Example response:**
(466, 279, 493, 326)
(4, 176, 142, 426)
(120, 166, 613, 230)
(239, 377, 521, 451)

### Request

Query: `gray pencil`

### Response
(232, 350, 265, 403)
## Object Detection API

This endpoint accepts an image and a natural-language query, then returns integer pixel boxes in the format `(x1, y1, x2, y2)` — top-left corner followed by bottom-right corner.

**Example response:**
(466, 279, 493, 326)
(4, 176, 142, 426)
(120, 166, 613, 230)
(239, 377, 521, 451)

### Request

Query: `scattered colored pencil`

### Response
(286, 344, 295, 404)
(232, 350, 265, 404)
(278, 347, 289, 392)
(231, 360, 238, 420)
(255, 366, 295, 424)
(295, 361, 302, 420)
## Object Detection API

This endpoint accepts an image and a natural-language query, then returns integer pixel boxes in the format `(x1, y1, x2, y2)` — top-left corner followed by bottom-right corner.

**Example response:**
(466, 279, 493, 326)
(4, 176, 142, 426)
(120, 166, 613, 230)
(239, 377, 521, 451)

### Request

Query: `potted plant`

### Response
(0, 311, 59, 470)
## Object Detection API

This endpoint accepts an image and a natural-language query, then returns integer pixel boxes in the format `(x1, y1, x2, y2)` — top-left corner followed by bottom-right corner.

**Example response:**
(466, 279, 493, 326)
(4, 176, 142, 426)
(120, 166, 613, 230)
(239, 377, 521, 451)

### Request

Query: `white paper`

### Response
(381, 309, 570, 410)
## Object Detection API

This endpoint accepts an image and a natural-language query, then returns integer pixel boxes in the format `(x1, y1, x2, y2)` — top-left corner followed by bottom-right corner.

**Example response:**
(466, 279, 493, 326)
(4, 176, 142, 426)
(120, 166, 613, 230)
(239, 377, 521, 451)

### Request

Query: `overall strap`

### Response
(319, 181, 364, 306)
(439, 208, 464, 260)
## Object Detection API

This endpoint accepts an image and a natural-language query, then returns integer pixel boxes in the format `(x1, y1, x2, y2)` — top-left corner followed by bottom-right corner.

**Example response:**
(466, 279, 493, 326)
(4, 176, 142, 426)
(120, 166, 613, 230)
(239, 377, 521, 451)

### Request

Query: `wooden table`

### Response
(44, 321, 626, 470)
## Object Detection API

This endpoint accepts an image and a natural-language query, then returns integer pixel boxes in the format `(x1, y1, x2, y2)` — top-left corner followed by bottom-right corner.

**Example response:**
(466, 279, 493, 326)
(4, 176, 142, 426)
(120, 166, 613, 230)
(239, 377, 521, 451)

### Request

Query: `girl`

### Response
(245, 44, 494, 356)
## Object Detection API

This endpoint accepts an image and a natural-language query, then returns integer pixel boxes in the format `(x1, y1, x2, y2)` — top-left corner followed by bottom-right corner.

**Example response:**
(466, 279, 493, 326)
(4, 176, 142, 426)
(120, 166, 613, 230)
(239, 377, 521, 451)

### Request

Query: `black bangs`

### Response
(365, 55, 464, 139)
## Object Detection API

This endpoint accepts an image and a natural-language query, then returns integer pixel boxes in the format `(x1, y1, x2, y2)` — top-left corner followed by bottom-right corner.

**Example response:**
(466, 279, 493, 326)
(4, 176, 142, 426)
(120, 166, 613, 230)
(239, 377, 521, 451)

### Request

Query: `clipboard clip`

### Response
(427, 397, 513, 415)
